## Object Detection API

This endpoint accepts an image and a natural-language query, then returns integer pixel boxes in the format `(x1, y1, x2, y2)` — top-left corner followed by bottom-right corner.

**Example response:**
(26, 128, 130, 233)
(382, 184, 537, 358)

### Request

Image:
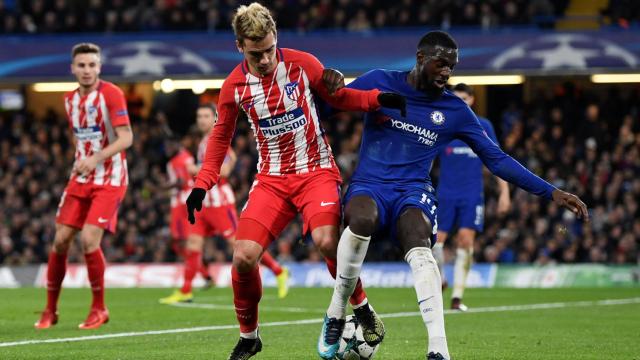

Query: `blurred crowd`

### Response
(0, 81, 639, 266)
(0, 0, 568, 34)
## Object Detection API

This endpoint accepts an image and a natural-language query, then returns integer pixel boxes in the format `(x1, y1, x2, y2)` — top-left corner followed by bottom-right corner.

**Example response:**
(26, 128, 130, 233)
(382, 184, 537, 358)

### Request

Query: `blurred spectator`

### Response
(0, 0, 568, 34)
(1, 80, 639, 265)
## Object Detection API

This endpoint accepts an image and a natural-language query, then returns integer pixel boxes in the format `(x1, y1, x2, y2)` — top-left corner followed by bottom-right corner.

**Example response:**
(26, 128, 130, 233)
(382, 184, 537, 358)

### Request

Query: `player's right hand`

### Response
(377, 92, 407, 117)
(322, 68, 345, 96)
(186, 188, 206, 224)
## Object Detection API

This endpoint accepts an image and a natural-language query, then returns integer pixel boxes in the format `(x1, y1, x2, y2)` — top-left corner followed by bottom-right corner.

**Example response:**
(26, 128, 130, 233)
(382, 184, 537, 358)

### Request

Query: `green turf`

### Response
(1, 287, 639, 359)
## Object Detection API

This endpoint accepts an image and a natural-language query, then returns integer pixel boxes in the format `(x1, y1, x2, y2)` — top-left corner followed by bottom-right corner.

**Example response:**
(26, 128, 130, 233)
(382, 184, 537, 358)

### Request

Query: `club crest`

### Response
(430, 111, 445, 125)
(285, 81, 300, 101)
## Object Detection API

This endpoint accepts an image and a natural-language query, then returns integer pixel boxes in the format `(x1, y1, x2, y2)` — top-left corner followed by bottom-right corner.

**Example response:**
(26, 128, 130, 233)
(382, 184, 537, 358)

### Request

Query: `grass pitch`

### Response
(1, 287, 639, 359)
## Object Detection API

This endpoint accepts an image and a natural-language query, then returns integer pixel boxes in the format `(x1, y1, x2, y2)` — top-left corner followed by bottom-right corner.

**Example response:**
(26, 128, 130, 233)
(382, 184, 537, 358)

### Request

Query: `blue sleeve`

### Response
(480, 118, 499, 146)
(346, 69, 379, 91)
(455, 108, 556, 200)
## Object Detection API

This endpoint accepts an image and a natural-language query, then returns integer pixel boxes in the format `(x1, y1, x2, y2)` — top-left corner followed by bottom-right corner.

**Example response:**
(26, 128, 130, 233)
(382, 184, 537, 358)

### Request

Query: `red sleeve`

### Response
(193, 79, 238, 190)
(292, 49, 380, 112)
(63, 92, 74, 131)
(103, 83, 130, 127)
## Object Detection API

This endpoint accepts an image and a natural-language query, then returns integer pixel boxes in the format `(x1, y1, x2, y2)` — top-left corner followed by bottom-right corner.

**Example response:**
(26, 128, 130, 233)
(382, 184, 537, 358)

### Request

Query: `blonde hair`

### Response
(232, 2, 276, 45)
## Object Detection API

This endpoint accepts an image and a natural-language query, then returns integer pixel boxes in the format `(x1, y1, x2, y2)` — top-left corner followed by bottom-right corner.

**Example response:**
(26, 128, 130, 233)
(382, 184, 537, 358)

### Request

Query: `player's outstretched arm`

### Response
(302, 54, 406, 115)
(457, 110, 589, 220)
(552, 189, 589, 220)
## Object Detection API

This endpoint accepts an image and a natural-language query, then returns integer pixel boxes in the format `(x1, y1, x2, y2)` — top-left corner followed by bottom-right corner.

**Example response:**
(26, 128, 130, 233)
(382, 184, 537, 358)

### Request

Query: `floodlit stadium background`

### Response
(0, 0, 638, 289)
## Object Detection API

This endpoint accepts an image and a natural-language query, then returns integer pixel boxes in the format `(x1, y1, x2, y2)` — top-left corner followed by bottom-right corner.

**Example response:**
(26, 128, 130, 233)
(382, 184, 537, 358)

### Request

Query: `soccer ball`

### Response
(336, 315, 380, 360)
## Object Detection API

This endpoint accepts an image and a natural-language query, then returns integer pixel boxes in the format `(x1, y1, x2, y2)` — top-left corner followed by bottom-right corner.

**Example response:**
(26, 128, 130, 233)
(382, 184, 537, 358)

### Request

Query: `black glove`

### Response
(186, 188, 206, 224)
(377, 92, 407, 117)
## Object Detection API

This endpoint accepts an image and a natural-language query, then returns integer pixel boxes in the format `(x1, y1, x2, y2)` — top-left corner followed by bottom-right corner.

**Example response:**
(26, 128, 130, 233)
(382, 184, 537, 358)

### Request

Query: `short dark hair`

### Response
(452, 83, 474, 96)
(417, 31, 458, 51)
(71, 43, 101, 60)
(198, 103, 217, 114)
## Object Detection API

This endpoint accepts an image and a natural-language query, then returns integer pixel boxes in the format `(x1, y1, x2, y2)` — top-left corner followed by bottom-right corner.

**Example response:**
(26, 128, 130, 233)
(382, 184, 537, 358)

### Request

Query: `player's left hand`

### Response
(378, 92, 407, 117)
(74, 156, 99, 175)
(552, 189, 589, 221)
(322, 68, 345, 96)
(186, 188, 207, 224)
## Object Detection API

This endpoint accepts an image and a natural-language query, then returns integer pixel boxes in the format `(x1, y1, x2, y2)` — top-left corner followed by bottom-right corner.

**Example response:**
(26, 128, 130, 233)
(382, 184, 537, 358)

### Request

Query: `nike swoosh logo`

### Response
(320, 201, 336, 207)
(418, 296, 434, 305)
(98, 217, 109, 223)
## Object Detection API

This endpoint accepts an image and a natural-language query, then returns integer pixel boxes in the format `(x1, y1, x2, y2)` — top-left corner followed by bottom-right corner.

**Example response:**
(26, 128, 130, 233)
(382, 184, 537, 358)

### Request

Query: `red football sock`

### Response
(325, 257, 367, 306)
(199, 260, 210, 278)
(232, 266, 262, 333)
(85, 249, 106, 311)
(260, 251, 282, 276)
(46, 251, 67, 313)
(181, 250, 200, 294)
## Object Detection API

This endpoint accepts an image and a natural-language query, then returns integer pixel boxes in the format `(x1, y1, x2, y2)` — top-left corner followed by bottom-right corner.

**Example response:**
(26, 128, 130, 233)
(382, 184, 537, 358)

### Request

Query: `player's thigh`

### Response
(290, 172, 342, 237)
(186, 233, 205, 251)
(55, 189, 91, 234)
(394, 188, 438, 252)
(239, 179, 296, 246)
(343, 183, 387, 236)
(396, 207, 436, 253)
(86, 185, 127, 234)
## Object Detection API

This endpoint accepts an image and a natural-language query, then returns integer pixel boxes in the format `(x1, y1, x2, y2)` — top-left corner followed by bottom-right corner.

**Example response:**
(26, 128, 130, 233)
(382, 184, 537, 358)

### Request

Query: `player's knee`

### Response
(52, 238, 70, 254)
(348, 214, 377, 237)
(52, 230, 74, 253)
(457, 230, 475, 249)
(316, 236, 337, 257)
(186, 235, 204, 251)
(232, 248, 259, 273)
(404, 246, 437, 268)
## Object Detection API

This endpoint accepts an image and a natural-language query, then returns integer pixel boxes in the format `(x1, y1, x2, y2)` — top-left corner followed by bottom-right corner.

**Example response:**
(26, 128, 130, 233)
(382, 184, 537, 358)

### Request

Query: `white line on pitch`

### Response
(169, 302, 325, 313)
(1, 297, 638, 348)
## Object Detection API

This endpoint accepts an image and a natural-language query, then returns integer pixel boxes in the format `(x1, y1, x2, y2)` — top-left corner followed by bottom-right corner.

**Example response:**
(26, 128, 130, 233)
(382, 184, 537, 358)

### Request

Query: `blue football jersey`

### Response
(347, 69, 555, 200)
(436, 117, 499, 199)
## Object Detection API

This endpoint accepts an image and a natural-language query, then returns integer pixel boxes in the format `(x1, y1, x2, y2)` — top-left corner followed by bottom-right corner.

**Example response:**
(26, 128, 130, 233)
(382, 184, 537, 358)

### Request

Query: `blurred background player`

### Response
(161, 104, 290, 305)
(35, 43, 133, 330)
(432, 83, 511, 311)
(160, 134, 215, 303)
(185, 3, 405, 359)
(322, 30, 589, 360)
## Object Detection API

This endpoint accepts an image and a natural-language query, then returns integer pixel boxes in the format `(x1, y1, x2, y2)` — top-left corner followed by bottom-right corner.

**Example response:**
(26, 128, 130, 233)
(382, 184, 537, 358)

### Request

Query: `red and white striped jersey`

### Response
(167, 149, 195, 208)
(64, 80, 130, 187)
(198, 134, 235, 208)
(194, 48, 381, 190)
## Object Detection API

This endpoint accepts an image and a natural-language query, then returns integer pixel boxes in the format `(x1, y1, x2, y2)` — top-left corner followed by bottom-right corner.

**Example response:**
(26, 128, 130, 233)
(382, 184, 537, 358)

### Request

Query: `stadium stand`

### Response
(0, 80, 638, 265)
